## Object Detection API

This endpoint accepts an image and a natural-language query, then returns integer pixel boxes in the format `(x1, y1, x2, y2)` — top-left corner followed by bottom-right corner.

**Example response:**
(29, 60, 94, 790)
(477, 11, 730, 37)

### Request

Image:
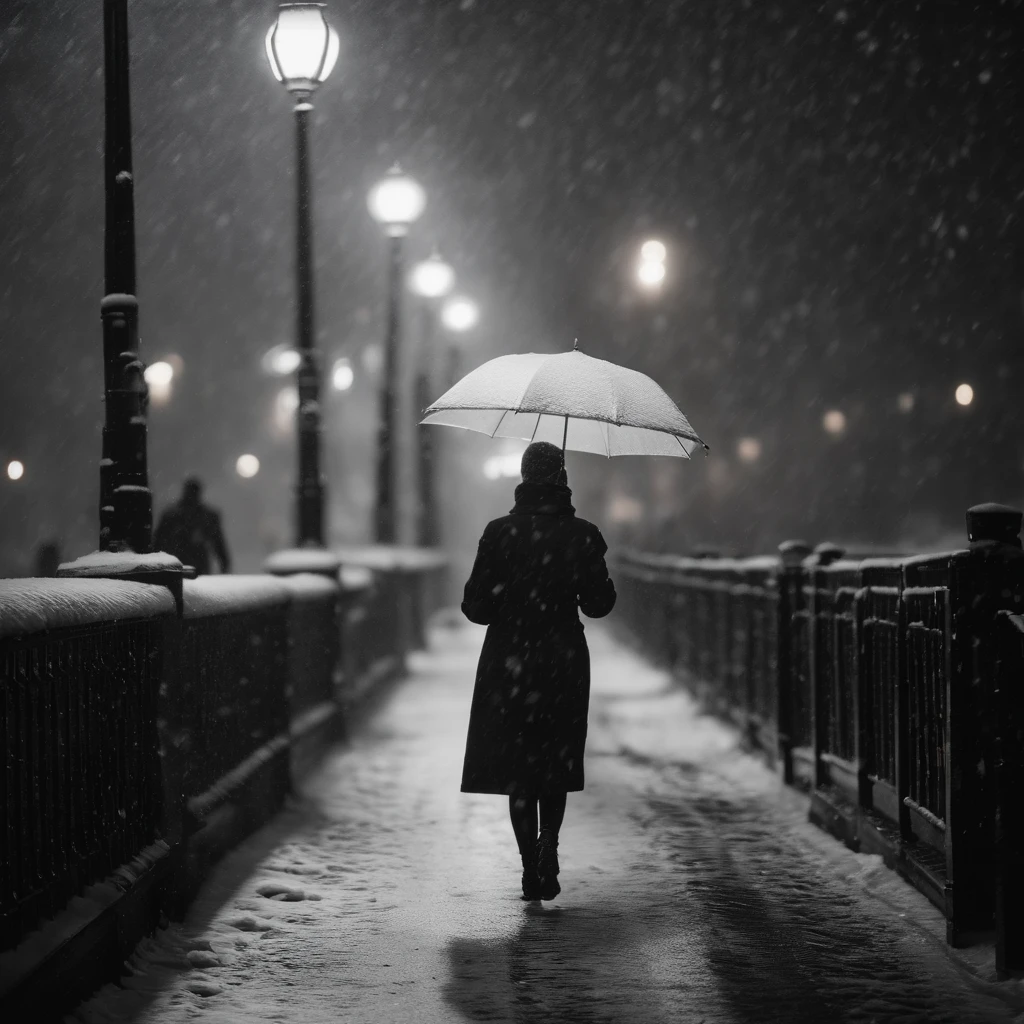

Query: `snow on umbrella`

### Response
(420, 343, 708, 458)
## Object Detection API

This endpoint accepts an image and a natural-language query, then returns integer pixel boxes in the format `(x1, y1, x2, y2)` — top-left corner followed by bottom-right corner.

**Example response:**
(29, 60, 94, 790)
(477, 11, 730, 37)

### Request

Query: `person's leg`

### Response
(538, 792, 567, 837)
(508, 792, 539, 860)
(510, 792, 543, 899)
(536, 792, 566, 899)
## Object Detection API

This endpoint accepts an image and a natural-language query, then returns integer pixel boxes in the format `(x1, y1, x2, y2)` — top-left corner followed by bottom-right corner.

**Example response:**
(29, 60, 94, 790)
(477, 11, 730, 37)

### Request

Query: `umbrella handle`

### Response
(561, 415, 568, 457)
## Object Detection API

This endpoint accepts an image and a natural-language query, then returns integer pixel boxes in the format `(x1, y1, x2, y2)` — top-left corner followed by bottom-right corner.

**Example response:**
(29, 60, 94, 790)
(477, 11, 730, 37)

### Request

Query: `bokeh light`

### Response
(262, 344, 301, 376)
(737, 437, 763, 463)
(823, 410, 847, 436)
(441, 297, 480, 332)
(332, 358, 354, 391)
(273, 385, 299, 434)
(637, 259, 666, 288)
(640, 239, 667, 263)
(898, 392, 915, 413)
(955, 383, 974, 406)
(144, 361, 173, 387)
(7, 460, 24, 481)
(235, 454, 260, 478)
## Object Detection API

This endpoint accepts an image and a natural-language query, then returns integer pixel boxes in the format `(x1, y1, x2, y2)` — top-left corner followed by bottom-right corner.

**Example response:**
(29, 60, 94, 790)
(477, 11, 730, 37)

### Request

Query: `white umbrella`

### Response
(420, 346, 708, 458)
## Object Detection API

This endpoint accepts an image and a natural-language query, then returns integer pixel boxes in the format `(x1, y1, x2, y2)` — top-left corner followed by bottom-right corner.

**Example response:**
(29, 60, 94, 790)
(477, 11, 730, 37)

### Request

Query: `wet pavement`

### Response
(71, 622, 1022, 1024)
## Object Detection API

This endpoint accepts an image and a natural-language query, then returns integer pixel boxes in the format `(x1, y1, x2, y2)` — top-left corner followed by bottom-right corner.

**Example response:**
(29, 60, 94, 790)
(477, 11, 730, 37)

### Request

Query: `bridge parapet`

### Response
(615, 504, 1024, 973)
(0, 547, 445, 1015)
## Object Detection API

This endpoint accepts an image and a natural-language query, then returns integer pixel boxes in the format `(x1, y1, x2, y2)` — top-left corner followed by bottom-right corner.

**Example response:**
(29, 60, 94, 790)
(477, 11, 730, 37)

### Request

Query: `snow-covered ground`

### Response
(69, 623, 1024, 1023)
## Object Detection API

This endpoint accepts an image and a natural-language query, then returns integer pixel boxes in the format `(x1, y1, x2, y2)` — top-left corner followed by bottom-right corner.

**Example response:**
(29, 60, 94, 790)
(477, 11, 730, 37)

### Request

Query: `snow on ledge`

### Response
(0, 578, 175, 640)
(183, 575, 291, 620)
(264, 548, 342, 577)
(333, 545, 447, 572)
(276, 573, 339, 602)
(340, 565, 373, 591)
(58, 550, 184, 577)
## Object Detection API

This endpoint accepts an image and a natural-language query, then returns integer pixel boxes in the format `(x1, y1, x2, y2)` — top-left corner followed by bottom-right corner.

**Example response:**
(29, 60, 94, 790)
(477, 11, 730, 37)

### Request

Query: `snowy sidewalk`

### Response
(71, 623, 1022, 1023)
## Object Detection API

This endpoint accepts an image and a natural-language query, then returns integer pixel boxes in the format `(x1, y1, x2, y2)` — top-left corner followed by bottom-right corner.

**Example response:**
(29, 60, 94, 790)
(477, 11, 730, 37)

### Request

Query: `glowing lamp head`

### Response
(640, 239, 667, 263)
(367, 165, 426, 236)
(637, 259, 666, 288)
(236, 454, 260, 479)
(441, 296, 479, 332)
(265, 3, 340, 94)
(144, 361, 174, 387)
(409, 252, 455, 299)
(955, 383, 974, 407)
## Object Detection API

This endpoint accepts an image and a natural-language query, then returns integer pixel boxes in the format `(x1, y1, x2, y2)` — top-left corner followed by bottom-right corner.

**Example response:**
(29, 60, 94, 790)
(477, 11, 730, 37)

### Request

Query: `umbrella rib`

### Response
(674, 433, 693, 460)
(529, 415, 542, 443)
(489, 409, 511, 438)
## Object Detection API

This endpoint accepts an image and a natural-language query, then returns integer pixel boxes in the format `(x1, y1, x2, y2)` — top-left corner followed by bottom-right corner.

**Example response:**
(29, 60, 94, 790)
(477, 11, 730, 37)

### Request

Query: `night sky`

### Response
(1, 0, 1022, 575)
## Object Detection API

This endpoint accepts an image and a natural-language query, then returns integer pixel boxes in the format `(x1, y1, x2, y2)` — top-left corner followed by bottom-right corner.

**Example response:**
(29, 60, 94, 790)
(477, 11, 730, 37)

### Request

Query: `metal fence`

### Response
(615, 513, 1024, 963)
(0, 615, 165, 950)
(0, 553, 445, 960)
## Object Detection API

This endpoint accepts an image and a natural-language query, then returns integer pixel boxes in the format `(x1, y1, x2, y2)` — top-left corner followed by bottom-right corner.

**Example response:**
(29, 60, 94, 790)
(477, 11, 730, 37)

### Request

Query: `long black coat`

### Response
(460, 483, 616, 796)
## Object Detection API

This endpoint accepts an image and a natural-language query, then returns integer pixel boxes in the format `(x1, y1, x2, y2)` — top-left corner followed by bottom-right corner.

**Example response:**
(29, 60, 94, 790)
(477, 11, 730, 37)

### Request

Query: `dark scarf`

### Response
(511, 481, 576, 517)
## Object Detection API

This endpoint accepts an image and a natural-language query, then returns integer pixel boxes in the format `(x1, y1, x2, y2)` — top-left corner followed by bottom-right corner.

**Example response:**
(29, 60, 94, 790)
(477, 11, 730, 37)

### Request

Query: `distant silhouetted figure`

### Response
(34, 540, 61, 577)
(154, 477, 231, 575)
(460, 440, 616, 901)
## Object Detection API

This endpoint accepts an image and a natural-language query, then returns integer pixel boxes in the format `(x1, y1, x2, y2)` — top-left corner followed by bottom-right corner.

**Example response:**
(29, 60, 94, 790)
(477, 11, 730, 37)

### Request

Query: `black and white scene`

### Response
(2, 1, 1024, 1021)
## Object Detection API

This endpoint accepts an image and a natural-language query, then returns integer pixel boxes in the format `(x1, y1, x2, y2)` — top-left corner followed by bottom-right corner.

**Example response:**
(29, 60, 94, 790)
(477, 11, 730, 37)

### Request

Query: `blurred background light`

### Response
(898, 392, 915, 413)
(955, 383, 974, 407)
(7, 460, 24, 481)
(823, 410, 847, 436)
(262, 344, 302, 377)
(331, 357, 354, 391)
(235, 454, 260, 478)
(273, 385, 299, 434)
(640, 239, 667, 263)
(441, 296, 480, 332)
(736, 437, 763, 463)
(637, 259, 666, 288)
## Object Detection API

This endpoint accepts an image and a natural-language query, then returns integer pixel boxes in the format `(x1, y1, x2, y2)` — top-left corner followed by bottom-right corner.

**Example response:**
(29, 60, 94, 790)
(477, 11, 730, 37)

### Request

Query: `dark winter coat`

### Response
(460, 482, 617, 796)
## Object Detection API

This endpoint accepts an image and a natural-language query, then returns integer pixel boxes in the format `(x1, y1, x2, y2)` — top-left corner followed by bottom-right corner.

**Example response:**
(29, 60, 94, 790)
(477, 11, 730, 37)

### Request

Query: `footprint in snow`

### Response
(256, 882, 320, 902)
(187, 980, 223, 997)
(225, 913, 274, 932)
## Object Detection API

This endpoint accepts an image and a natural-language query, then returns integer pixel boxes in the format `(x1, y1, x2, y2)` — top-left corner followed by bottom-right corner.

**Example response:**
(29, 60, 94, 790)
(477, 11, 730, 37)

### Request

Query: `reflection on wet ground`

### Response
(70, 624, 1017, 1024)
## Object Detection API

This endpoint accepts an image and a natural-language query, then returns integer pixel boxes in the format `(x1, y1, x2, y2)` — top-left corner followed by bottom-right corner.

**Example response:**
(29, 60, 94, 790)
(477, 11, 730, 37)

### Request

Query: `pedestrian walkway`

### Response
(71, 623, 1020, 1024)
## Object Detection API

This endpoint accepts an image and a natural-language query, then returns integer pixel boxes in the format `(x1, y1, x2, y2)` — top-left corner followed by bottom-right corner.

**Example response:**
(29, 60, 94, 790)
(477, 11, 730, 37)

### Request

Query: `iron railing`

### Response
(615, 520, 1024, 959)
(1, 609, 168, 950)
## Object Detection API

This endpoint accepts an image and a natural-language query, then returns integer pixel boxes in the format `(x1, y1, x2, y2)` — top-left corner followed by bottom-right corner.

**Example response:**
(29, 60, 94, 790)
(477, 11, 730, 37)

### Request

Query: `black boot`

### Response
(536, 828, 560, 900)
(521, 852, 542, 901)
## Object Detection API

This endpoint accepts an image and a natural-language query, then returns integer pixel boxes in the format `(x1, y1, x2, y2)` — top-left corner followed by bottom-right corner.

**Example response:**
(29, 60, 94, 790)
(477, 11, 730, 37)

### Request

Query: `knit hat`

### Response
(521, 441, 564, 484)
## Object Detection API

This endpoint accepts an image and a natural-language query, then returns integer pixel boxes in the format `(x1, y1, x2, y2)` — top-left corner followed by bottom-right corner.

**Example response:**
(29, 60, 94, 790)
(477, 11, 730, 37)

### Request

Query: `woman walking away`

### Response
(460, 440, 617, 901)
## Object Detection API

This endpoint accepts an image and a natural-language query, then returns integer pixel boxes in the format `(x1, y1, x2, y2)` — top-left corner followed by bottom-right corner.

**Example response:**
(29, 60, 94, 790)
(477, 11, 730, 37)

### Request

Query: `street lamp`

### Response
(409, 251, 455, 547)
(368, 165, 426, 543)
(265, 2, 339, 548)
(439, 295, 480, 389)
(99, 0, 152, 553)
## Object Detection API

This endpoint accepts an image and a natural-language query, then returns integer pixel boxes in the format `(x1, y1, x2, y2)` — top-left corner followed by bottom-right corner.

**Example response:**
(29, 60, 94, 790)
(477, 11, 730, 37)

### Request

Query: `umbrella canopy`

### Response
(420, 349, 708, 457)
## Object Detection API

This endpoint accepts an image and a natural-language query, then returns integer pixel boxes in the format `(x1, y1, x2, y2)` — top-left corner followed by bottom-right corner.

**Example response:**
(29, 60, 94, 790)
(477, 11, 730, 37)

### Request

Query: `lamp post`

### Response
(368, 165, 426, 543)
(408, 251, 455, 547)
(439, 295, 480, 388)
(265, 2, 339, 547)
(100, 0, 151, 553)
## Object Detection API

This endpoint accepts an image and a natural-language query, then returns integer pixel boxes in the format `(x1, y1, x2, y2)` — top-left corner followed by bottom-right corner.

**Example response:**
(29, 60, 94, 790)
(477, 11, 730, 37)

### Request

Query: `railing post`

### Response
(854, 566, 872, 810)
(776, 541, 811, 785)
(995, 610, 1024, 976)
(810, 543, 843, 792)
(947, 503, 1024, 946)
